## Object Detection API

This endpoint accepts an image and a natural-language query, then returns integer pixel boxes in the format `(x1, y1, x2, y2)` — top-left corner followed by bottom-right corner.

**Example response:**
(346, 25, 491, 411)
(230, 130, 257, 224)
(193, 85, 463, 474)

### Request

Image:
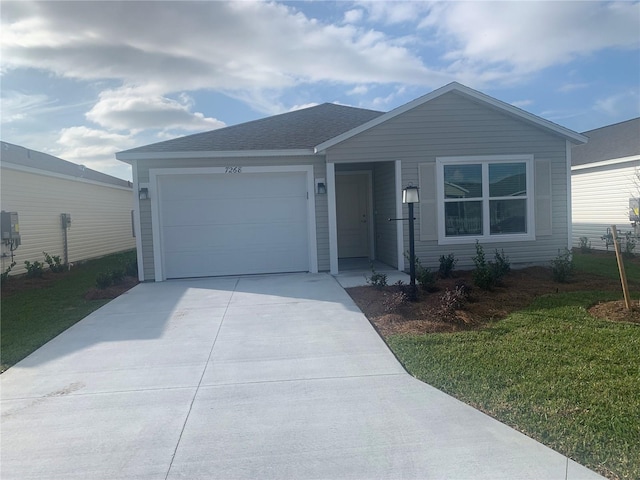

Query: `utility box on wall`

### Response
(61, 213, 72, 229)
(1, 211, 21, 248)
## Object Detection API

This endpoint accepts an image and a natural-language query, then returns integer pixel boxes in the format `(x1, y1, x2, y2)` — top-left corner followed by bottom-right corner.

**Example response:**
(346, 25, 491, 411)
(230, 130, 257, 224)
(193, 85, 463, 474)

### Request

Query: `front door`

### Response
(336, 173, 370, 258)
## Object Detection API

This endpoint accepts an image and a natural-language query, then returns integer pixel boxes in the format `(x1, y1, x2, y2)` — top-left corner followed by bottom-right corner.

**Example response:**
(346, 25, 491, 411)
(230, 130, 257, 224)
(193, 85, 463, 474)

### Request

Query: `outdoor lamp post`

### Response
(403, 185, 419, 295)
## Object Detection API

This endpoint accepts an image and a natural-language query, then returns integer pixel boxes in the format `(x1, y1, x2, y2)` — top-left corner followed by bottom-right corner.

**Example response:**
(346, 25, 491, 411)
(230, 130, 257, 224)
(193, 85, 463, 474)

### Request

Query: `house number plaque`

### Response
(225, 166, 242, 173)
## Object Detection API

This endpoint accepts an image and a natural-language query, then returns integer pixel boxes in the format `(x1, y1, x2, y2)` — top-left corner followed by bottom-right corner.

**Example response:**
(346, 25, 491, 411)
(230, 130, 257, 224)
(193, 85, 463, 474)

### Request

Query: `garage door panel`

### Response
(158, 171, 310, 278)
(160, 173, 306, 200)
(162, 222, 307, 252)
(165, 246, 308, 278)
(161, 197, 307, 227)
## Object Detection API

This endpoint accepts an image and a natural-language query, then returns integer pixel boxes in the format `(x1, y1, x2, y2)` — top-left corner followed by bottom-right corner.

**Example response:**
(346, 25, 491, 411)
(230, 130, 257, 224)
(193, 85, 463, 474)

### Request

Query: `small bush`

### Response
(472, 242, 494, 290)
(96, 272, 113, 289)
(436, 285, 469, 323)
(624, 232, 636, 258)
(110, 269, 125, 285)
(43, 251, 65, 273)
(579, 236, 592, 254)
(1, 262, 16, 284)
(551, 249, 574, 283)
(492, 248, 511, 282)
(383, 288, 408, 312)
(404, 252, 436, 292)
(366, 262, 388, 288)
(472, 242, 511, 290)
(438, 253, 457, 278)
(24, 260, 44, 278)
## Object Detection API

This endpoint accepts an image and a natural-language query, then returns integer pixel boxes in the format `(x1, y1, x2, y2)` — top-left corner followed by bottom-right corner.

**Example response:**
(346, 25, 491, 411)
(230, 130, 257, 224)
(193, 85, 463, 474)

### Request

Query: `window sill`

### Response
(437, 233, 536, 245)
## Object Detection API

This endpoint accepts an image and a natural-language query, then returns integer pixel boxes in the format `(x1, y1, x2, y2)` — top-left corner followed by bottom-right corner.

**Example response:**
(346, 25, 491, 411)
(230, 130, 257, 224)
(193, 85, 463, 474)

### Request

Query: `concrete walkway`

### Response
(1, 273, 604, 479)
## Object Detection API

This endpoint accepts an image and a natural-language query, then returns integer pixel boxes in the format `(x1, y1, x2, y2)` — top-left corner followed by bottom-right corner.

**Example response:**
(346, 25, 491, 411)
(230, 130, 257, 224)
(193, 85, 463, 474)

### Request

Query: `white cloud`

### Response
(1, 1, 441, 98)
(86, 87, 225, 132)
(56, 126, 135, 176)
(347, 85, 369, 96)
(288, 103, 319, 112)
(343, 9, 363, 24)
(420, 2, 640, 77)
(0, 91, 53, 123)
(558, 83, 589, 93)
(358, 1, 431, 25)
(594, 90, 640, 117)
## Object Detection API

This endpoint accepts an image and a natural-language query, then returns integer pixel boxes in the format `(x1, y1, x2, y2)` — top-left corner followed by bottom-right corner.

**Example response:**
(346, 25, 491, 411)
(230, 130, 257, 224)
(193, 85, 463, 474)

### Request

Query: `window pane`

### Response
(445, 201, 482, 236)
(444, 164, 482, 198)
(490, 199, 527, 234)
(489, 163, 526, 197)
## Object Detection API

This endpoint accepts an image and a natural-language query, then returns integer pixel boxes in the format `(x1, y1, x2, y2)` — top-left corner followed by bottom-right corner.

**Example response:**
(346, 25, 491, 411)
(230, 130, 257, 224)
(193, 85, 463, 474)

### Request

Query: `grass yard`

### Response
(388, 292, 639, 480)
(1, 250, 137, 372)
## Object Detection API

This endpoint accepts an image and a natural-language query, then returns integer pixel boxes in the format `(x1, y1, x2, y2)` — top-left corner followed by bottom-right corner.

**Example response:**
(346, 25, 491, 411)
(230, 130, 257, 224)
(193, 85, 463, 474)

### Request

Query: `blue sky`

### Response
(1, 1, 639, 181)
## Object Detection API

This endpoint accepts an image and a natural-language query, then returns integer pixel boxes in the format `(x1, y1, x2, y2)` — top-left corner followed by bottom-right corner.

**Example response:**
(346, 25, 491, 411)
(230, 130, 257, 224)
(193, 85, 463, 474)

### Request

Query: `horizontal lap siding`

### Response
(572, 162, 639, 250)
(326, 91, 568, 269)
(136, 156, 328, 280)
(1, 168, 135, 275)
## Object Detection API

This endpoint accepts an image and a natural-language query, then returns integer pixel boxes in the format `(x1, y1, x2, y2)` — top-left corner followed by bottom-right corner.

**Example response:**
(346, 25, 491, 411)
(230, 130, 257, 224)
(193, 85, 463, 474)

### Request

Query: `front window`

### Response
(438, 156, 534, 243)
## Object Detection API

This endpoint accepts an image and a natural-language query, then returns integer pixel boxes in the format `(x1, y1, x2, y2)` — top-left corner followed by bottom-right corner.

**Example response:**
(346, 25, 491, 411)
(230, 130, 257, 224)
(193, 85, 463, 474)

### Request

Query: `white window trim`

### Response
(436, 155, 535, 245)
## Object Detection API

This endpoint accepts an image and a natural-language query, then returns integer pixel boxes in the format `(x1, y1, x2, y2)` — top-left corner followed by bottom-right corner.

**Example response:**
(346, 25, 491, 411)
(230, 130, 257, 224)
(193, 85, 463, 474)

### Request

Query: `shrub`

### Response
(110, 269, 125, 285)
(43, 251, 65, 273)
(438, 253, 457, 278)
(404, 252, 436, 292)
(1, 262, 16, 285)
(24, 260, 44, 278)
(383, 288, 408, 312)
(436, 285, 469, 323)
(472, 242, 511, 290)
(96, 272, 113, 289)
(472, 242, 494, 290)
(492, 248, 511, 281)
(551, 249, 574, 283)
(366, 262, 387, 288)
(624, 232, 636, 258)
(579, 236, 592, 254)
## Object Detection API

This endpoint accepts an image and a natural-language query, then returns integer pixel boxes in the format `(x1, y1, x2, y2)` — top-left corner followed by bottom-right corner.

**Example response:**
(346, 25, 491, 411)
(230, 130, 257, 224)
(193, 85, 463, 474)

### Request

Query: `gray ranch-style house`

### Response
(116, 82, 588, 282)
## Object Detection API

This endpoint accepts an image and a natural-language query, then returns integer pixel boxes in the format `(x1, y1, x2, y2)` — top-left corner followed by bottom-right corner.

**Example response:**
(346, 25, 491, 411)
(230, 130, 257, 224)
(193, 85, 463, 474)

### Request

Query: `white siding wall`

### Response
(326, 91, 569, 269)
(572, 161, 640, 250)
(1, 166, 135, 275)
(136, 155, 327, 280)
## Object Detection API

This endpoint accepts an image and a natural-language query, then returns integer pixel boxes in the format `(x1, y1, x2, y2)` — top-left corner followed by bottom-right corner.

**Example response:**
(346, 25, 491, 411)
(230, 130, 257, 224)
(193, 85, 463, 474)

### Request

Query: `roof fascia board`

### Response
(1, 161, 133, 191)
(116, 148, 316, 162)
(314, 82, 588, 152)
(571, 154, 640, 171)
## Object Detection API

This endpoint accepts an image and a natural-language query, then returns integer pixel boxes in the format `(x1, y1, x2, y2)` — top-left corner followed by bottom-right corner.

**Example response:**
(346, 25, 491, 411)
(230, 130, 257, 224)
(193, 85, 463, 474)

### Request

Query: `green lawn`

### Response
(1, 250, 136, 372)
(573, 250, 640, 284)
(386, 253, 640, 480)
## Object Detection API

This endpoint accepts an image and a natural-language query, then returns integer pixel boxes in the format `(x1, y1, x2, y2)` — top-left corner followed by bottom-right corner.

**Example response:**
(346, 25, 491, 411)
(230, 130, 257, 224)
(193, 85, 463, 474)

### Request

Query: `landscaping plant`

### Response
(43, 251, 65, 273)
(579, 236, 592, 253)
(23, 260, 44, 278)
(551, 249, 573, 283)
(438, 253, 457, 278)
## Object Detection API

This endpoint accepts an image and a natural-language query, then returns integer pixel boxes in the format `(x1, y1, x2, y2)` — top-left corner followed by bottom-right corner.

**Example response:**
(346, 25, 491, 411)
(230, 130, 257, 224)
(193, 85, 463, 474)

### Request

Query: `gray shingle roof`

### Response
(572, 117, 640, 166)
(1, 141, 132, 188)
(118, 103, 384, 155)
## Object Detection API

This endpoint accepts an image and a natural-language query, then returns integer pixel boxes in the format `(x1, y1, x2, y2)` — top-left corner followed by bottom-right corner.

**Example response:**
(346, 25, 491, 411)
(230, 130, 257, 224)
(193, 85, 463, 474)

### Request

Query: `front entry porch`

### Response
(327, 160, 405, 275)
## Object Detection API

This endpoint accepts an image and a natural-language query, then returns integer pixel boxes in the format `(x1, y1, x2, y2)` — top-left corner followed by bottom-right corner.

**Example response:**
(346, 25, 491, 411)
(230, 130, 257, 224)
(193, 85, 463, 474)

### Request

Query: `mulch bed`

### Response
(347, 266, 640, 337)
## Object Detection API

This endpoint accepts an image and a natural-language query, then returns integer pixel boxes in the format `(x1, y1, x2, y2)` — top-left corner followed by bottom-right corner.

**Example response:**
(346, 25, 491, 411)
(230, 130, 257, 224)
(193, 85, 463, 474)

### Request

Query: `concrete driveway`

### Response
(1, 273, 603, 479)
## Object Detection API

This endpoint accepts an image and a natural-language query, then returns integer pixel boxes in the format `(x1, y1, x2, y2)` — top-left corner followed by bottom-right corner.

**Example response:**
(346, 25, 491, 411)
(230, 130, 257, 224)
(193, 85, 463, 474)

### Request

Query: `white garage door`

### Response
(158, 171, 309, 278)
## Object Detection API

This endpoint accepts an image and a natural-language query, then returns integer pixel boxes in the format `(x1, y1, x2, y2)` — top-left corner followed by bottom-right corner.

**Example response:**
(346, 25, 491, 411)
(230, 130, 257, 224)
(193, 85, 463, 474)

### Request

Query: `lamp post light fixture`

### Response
(403, 185, 419, 297)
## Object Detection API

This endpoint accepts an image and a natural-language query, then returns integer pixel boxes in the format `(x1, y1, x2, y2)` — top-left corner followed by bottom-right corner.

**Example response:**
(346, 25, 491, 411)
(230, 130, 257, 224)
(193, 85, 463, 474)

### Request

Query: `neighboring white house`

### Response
(117, 82, 588, 282)
(571, 118, 640, 250)
(1, 141, 136, 276)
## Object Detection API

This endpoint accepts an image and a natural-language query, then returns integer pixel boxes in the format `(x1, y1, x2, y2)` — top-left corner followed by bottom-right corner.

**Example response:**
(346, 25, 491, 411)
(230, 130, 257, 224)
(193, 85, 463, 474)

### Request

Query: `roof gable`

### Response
(314, 82, 587, 152)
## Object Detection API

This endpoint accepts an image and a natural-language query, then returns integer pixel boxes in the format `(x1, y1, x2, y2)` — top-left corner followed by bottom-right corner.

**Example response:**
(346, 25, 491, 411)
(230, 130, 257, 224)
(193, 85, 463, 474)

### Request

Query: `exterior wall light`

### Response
(139, 187, 149, 200)
(315, 178, 326, 195)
